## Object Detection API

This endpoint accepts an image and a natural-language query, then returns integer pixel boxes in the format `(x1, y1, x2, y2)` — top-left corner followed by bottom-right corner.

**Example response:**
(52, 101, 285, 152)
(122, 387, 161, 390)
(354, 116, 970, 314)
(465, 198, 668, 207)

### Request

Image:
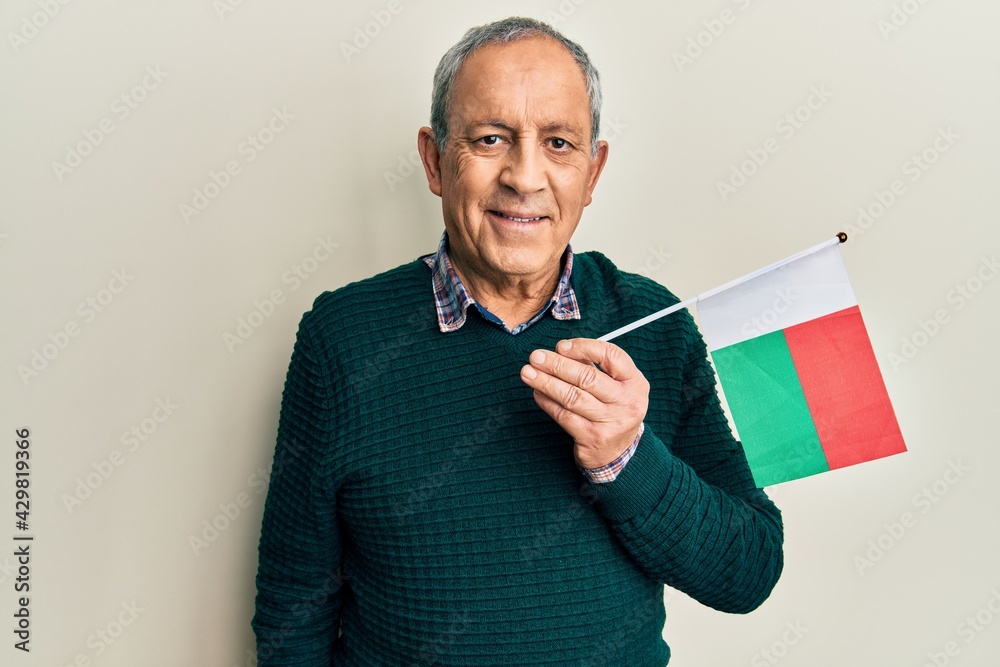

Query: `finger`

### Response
(526, 348, 620, 404)
(530, 388, 593, 441)
(520, 363, 607, 420)
(553, 338, 641, 383)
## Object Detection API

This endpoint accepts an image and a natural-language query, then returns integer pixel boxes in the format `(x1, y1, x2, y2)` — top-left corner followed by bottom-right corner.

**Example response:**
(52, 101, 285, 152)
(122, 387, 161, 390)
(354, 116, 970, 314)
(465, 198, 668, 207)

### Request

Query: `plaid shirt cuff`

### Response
(578, 423, 645, 484)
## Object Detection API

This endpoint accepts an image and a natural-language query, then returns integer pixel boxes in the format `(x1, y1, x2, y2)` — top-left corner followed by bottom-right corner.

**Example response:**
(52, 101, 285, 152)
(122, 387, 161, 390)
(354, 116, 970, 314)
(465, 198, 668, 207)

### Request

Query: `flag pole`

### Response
(598, 232, 848, 342)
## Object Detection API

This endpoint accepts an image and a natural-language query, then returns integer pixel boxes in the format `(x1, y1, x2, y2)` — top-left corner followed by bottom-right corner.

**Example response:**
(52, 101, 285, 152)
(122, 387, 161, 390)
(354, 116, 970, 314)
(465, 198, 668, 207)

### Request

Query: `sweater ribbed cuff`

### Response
(582, 425, 676, 524)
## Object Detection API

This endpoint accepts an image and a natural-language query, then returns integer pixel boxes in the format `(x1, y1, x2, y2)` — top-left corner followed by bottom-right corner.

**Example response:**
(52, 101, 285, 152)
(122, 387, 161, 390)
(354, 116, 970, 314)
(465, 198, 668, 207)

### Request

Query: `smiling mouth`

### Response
(489, 210, 547, 222)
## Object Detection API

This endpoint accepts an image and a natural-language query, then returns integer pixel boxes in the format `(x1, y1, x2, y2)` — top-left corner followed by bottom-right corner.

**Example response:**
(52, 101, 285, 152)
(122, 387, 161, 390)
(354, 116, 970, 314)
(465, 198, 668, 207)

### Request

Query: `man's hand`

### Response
(520, 338, 649, 470)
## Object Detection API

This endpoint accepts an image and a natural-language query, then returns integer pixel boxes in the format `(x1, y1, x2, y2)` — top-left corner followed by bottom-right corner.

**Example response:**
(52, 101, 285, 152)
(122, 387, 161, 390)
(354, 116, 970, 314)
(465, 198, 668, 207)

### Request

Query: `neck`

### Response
(450, 253, 563, 330)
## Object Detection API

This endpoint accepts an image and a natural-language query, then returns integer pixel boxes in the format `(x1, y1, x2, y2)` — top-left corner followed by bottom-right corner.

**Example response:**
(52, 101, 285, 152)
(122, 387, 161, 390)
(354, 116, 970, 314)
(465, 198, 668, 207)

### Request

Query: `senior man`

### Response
(252, 16, 783, 666)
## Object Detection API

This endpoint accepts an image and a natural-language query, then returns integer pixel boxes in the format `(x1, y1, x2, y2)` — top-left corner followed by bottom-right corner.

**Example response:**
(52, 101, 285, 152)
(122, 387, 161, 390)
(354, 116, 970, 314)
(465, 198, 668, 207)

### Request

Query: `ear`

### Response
(417, 126, 443, 197)
(583, 139, 609, 207)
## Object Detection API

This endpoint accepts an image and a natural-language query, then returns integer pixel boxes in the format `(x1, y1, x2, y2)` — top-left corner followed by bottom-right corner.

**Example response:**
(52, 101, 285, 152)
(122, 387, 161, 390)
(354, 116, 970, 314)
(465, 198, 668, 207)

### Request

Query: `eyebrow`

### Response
(538, 122, 585, 138)
(467, 120, 585, 141)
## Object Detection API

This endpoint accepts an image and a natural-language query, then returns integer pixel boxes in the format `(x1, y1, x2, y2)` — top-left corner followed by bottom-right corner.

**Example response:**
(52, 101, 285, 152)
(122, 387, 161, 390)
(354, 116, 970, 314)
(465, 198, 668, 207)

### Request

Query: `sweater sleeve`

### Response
(252, 312, 346, 664)
(581, 316, 784, 614)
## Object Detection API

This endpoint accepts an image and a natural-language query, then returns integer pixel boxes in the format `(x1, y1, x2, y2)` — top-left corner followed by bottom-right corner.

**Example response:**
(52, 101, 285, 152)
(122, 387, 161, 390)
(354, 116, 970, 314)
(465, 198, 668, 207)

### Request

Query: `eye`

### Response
(478, 135, 502, 146)
(549, 137, 571, 150)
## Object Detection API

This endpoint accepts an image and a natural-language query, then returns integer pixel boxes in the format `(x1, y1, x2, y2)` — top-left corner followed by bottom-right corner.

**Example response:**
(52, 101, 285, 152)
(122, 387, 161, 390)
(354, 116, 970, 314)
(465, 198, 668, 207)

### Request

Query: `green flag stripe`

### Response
(711, 329, 829, 487)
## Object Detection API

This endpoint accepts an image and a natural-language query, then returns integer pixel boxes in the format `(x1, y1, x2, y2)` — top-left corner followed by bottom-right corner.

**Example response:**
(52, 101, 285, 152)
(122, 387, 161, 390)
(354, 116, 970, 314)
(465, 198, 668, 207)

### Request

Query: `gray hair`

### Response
(430, 16, 602, 157)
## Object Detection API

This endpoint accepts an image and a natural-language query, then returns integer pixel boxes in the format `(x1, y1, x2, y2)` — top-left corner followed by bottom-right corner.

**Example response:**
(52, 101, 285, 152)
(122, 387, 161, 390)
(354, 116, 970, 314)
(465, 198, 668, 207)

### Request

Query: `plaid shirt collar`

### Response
(420, 231, 581, 334)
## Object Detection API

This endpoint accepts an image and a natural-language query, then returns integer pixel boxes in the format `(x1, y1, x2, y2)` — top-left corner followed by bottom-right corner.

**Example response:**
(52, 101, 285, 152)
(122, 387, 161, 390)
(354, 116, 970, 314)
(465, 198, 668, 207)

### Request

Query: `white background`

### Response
(1, 1, 998, 665)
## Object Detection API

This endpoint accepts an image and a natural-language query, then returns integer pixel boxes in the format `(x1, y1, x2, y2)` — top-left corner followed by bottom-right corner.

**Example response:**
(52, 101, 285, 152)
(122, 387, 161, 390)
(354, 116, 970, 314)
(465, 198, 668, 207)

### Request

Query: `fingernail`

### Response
(522, 365, 537, 379)
(530, 350, 545, 364)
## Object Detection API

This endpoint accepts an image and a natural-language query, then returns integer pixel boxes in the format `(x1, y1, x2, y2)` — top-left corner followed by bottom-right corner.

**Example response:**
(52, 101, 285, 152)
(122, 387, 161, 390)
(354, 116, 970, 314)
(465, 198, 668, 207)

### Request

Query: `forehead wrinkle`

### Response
(449, 37, 590, 140)
(453, 86, 587, 142)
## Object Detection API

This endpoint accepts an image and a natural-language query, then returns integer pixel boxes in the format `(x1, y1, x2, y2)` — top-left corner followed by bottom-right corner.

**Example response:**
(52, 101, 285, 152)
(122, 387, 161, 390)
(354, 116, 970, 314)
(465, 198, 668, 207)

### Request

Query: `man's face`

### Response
(420, 36, 608, 288)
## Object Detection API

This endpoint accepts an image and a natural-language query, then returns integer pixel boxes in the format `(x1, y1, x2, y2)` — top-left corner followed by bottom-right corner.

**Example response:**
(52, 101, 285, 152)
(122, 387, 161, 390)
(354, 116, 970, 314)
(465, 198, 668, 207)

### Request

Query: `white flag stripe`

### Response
(599, 235, 846, 343)
(697, 243, 857, 351)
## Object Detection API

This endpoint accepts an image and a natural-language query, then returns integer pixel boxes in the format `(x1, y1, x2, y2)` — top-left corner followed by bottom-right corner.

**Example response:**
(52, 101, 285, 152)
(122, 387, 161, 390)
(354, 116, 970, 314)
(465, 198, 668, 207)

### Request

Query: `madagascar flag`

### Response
(696, 243, 906, 487)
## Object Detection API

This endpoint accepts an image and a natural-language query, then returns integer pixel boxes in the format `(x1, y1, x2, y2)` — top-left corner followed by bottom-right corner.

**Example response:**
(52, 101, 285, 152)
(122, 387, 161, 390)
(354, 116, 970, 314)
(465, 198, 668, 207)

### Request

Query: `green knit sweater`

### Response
(252, 249, 784, 666)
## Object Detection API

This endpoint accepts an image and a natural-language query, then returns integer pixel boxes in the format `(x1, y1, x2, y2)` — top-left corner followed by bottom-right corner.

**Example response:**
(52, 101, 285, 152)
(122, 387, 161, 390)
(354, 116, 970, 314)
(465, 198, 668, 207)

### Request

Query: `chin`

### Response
(488, 250, 548, 277)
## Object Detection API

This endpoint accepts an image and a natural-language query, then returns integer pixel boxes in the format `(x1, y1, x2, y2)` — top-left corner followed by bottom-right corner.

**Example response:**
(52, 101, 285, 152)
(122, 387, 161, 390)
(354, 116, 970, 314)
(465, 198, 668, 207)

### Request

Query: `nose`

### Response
(498, 140, 546, 194)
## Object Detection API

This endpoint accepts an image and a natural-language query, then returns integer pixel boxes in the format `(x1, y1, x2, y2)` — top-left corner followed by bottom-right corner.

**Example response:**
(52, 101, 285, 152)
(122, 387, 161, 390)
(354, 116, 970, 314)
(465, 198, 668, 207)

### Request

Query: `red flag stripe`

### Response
(783, 306, 907, 469)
